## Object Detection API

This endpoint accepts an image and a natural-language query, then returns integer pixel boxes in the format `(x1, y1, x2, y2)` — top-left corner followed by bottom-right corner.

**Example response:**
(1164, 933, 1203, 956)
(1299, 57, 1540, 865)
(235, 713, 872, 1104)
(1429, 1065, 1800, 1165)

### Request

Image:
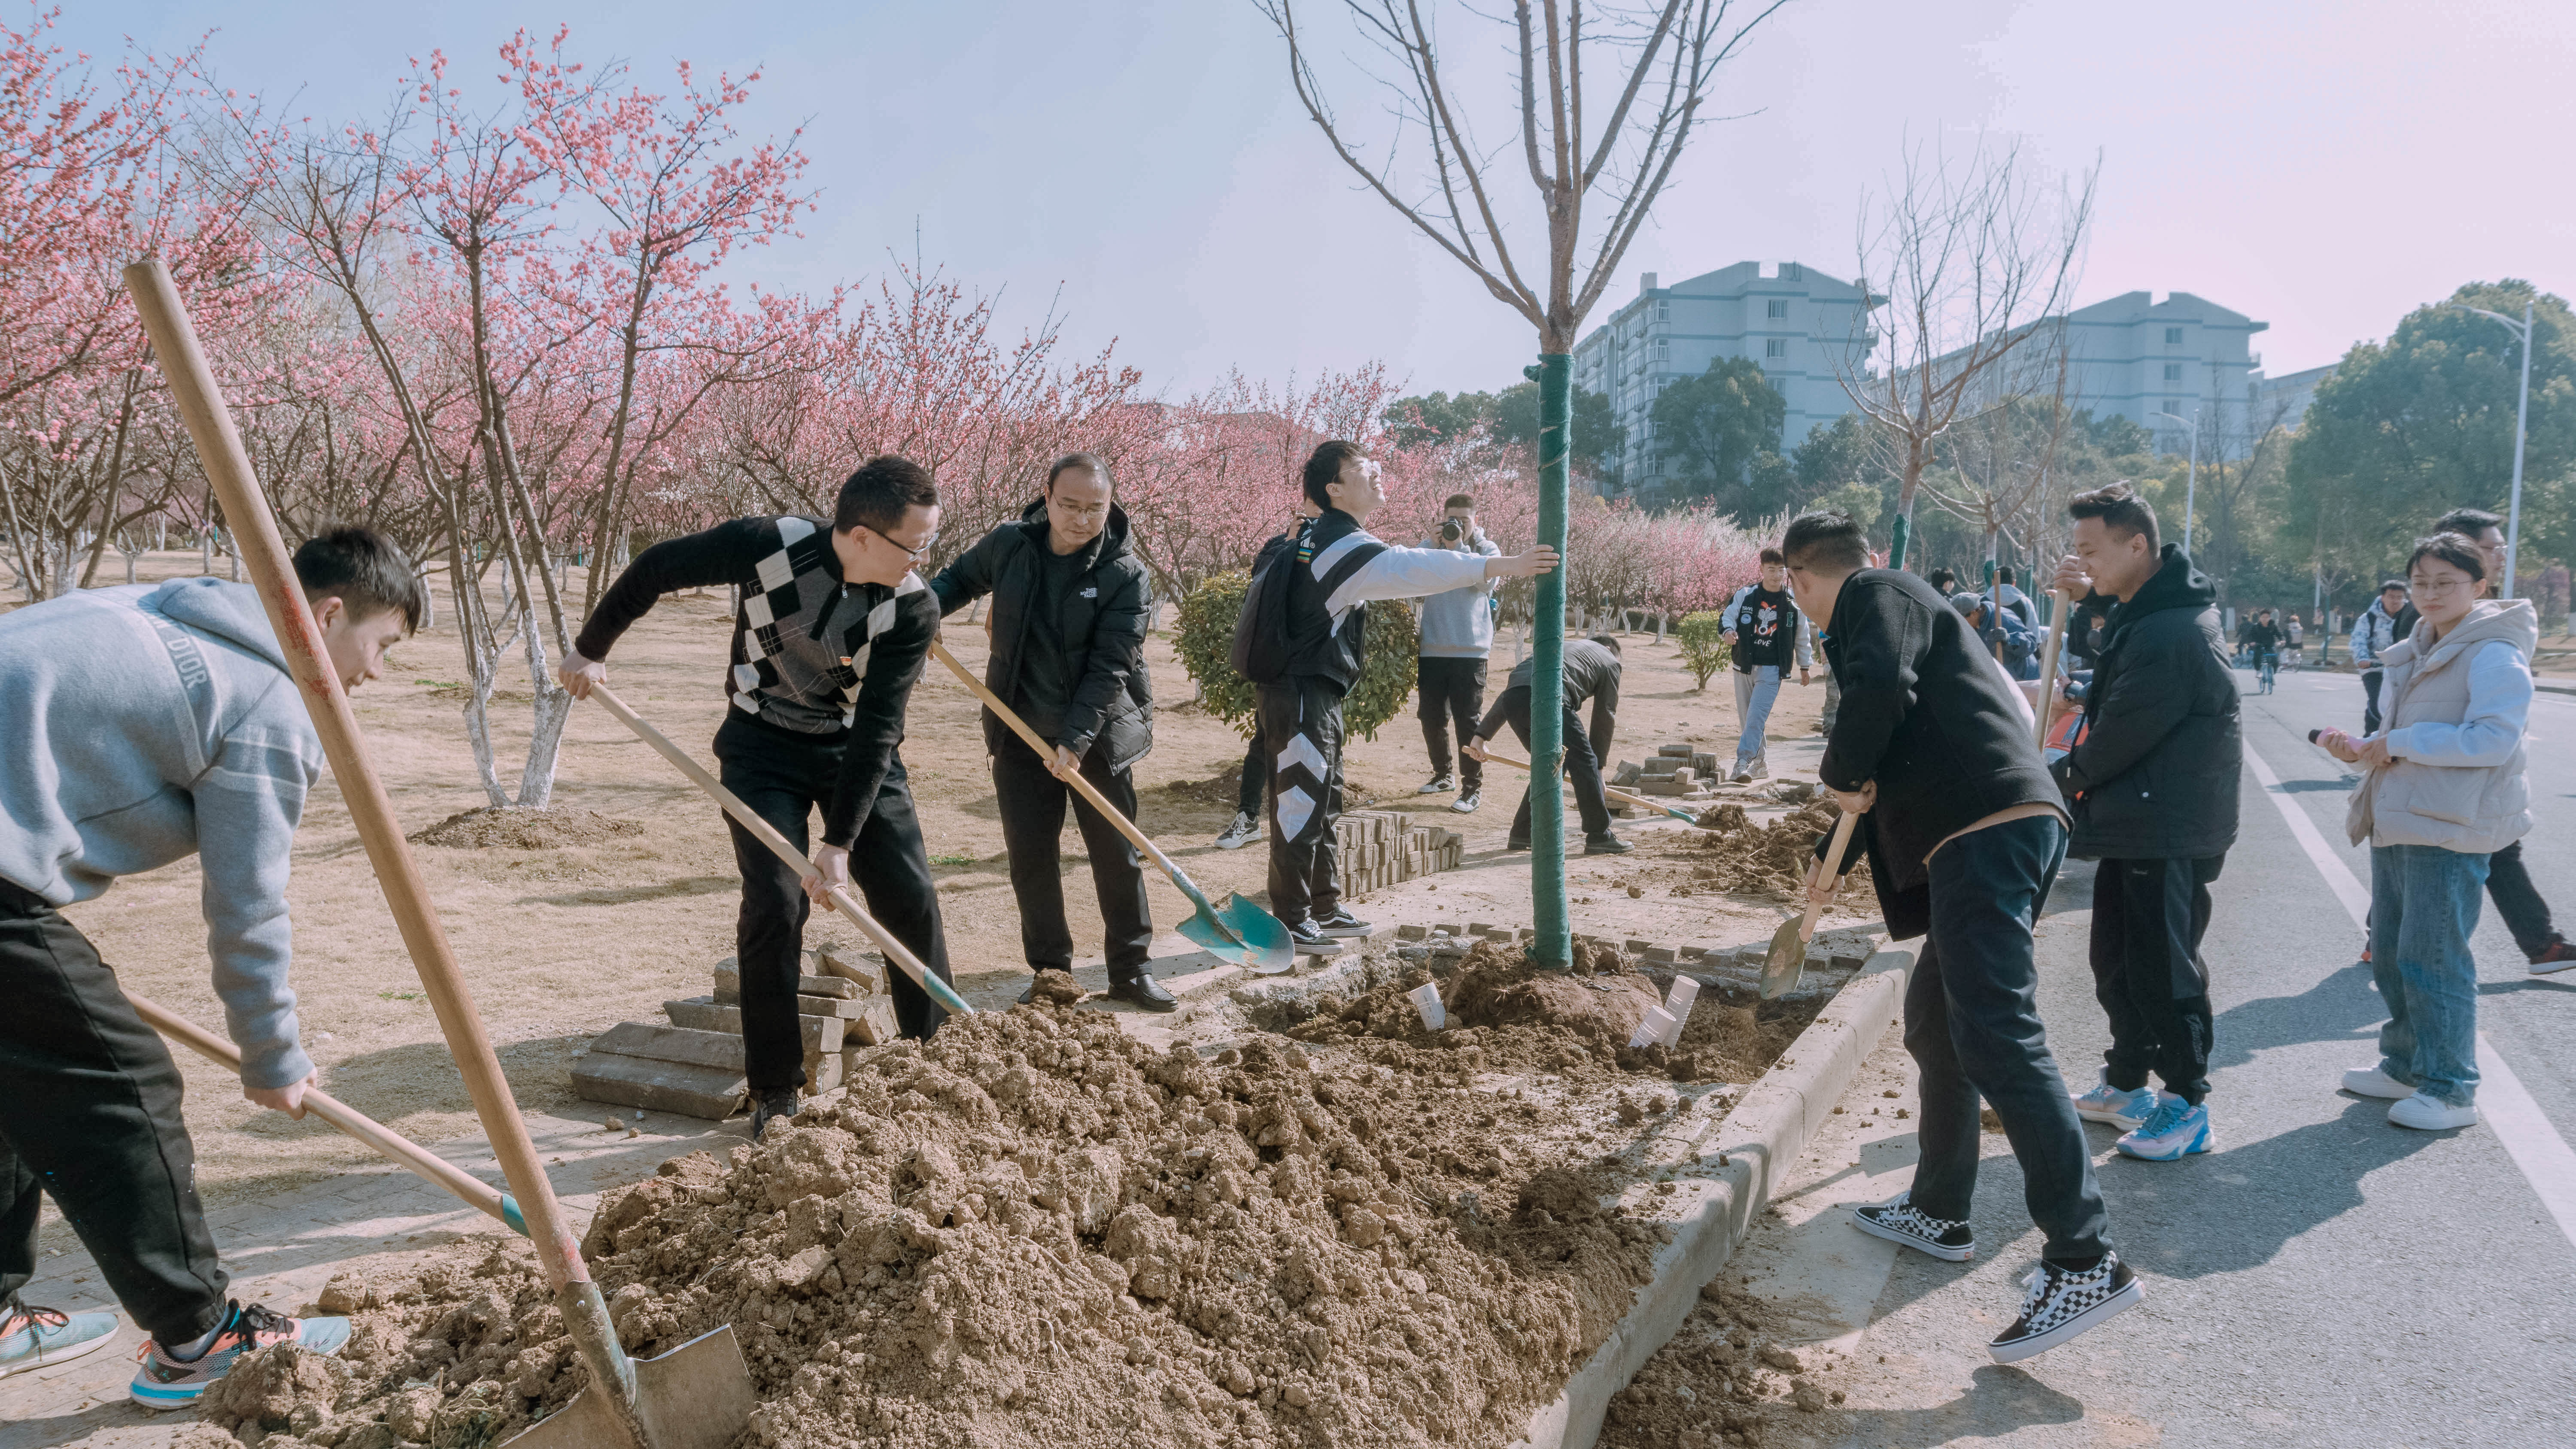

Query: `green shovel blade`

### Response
(1170, 874, 1296, 974)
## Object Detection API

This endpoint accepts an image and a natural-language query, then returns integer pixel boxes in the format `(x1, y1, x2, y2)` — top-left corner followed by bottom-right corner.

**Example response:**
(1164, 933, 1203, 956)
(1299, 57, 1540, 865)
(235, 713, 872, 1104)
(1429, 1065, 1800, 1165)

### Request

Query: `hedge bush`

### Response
(1174, 570, 1420, 740)
(1676, 609, 1732, 690)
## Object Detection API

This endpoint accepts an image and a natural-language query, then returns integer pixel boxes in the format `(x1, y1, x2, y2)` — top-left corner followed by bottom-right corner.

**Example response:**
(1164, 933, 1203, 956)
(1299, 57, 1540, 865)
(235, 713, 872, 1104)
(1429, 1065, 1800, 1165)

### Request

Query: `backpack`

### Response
(1229, 526, 1303, 685)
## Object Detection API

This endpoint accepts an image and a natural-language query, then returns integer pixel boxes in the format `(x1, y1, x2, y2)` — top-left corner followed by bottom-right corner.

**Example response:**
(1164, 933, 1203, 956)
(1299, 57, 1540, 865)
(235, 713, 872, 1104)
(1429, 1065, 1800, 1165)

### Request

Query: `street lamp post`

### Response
(2451, 300, 2535, 599)
(2151, 409, 2199, 555)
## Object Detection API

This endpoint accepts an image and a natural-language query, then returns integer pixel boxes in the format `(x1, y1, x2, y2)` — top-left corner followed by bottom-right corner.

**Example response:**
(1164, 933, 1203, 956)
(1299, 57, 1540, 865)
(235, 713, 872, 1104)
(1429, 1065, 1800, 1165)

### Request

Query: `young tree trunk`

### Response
(1528, 352, 1572, 970)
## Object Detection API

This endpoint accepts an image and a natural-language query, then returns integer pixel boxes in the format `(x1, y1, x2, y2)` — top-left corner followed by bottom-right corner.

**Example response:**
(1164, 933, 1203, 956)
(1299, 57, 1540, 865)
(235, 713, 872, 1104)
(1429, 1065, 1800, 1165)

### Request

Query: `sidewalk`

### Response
(0, 1106, 747, 1447)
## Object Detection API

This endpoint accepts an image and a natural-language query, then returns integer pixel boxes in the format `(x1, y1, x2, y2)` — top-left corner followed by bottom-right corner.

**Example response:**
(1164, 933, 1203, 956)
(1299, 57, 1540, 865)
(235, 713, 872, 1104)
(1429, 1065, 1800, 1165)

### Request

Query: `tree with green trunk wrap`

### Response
(1256, 0, 1790, 968)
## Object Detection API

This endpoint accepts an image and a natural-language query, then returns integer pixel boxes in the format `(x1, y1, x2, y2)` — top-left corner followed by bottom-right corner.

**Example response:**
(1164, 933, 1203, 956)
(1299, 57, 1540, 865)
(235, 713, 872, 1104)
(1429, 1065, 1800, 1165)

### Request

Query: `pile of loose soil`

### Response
(1163, 760, 1246, 807)
(407, 806, 649, 850)
(1673, 802, 1871, 903)
(1595, 1281, 1852, 1448)
(1278, 942, 1812, 1087)
(203, 1008, 1668, 1448)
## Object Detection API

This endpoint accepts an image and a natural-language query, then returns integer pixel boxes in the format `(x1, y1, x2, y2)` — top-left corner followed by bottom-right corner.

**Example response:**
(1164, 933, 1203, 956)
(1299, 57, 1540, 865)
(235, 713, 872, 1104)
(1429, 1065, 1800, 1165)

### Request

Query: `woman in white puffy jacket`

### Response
(2318, 534, 2536, 1131)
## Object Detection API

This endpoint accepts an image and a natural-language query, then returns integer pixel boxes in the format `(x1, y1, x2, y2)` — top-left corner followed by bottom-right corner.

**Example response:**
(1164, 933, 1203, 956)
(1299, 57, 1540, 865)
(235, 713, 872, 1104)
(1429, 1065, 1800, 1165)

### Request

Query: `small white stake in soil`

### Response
(1408, 981, 1446, 1032)
(1661, 976, 1699, 1037)
(1630, 1005, 1679, 1050)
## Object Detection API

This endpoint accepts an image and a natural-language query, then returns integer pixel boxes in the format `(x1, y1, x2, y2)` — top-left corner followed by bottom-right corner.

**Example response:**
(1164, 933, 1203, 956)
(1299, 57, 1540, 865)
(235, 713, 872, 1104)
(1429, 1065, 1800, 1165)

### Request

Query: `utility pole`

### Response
(2152, 409, 2199, 554)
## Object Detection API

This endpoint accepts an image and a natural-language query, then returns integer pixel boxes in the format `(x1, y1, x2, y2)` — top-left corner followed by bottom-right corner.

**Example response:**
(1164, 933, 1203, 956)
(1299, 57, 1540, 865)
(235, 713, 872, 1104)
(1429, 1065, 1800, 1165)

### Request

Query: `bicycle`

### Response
(2257, 649, 2279, 694)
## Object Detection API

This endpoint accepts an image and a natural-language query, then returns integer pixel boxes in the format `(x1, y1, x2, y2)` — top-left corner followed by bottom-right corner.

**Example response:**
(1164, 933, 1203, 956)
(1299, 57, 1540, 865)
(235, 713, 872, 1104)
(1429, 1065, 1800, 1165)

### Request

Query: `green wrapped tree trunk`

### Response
(1530, 353, 1572, 970)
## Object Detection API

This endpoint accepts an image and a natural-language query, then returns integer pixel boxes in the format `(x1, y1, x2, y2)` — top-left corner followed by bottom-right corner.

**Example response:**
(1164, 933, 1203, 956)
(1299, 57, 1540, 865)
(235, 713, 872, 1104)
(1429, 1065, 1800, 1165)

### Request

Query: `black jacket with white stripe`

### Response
(1281, 509, 1492, 694)
(575, 514, 939, 847)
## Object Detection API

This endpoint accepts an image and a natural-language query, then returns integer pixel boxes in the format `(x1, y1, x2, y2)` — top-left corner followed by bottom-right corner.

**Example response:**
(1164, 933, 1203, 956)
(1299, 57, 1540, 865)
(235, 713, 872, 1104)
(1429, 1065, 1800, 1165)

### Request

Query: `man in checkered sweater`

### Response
(561, 457, 952, 1137)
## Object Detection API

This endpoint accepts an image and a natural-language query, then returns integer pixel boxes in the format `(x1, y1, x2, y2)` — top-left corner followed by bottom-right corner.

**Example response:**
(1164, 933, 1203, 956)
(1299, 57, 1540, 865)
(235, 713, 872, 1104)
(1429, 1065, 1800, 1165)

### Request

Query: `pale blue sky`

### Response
(74, 0, 2575, 397)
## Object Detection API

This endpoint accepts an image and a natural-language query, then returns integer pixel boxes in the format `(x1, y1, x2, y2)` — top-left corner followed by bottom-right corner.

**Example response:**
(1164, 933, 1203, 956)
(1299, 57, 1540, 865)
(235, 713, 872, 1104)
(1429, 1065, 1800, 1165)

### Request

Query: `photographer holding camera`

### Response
(1413, 493, 1502, 813)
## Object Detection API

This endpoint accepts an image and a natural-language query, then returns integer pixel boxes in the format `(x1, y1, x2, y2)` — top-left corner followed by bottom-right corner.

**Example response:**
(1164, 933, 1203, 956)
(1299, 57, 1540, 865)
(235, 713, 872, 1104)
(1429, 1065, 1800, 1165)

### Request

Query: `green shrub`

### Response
(1173, 571, 1420, 740)
(1677, 609, 1732, 690)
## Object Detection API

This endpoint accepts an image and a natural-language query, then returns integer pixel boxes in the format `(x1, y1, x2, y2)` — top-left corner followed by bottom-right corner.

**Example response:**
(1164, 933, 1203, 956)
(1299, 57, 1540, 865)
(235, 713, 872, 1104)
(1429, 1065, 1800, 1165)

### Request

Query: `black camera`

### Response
(1439, 518, 1465, 544)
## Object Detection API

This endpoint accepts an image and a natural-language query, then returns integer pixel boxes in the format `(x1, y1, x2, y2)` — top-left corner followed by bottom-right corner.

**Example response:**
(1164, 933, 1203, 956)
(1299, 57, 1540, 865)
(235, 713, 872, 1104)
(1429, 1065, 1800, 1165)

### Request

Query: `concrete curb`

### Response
(1510, 942, 1920, 1449)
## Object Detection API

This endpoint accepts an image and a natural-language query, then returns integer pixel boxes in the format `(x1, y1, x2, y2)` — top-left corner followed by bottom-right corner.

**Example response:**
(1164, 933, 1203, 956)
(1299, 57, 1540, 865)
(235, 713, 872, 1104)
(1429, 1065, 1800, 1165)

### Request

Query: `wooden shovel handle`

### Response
(123, 259, 586, 1294)
(927, 637, 1189, 882)
(1473, 745, 1693, 822)
(1800, 809, 1862, 937)
(2034, 590, 2074, 747)
(583, 685, 969, 1016)
(125, 990, 516, 1229)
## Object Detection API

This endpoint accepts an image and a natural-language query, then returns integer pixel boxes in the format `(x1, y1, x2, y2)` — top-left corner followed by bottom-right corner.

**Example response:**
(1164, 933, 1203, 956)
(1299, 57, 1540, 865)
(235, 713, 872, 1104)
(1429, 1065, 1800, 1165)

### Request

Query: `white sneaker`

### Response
(2072, 1070, 2159, 1130)
(2388, 1091, 2478, 1131)
(2341, 1065, 2415, 1100)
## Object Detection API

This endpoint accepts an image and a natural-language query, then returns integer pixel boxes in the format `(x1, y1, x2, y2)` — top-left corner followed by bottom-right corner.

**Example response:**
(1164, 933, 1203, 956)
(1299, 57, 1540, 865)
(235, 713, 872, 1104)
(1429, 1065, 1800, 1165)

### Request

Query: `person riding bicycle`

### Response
(2242, 609, 2284, 692)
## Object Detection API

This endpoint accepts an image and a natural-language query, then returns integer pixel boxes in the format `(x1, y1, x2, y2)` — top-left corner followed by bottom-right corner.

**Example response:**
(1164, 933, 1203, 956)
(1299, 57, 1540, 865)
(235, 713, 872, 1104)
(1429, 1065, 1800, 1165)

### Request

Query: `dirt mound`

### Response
(204, 1009, 1662, 1448)
(1673, 802, 1871, 903)
(1596, 1281, 1851, 1448)
(408, 806, 648, 850)
(1163, 760, 1246, 806)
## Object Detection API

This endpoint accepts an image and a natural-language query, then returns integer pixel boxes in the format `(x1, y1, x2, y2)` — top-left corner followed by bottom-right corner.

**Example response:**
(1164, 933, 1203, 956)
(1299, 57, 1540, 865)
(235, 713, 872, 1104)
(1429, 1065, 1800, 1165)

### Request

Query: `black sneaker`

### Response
(1312, 909, 1373, 938)
(1583, 834, 1633, 856)
(1450, 788, 1482, 815)
(1214, 811, 1260, 850)
(1106, 973, 1178, 1012)
(1286, 922, 1345, 956)
(1416, 773, 1456, 795)
(1988, 1253, 2142, 1363)
(1851, 1191, 1975, 1261)
(750, 1087, 799, 1141)
(1504, 838, 1531, 852)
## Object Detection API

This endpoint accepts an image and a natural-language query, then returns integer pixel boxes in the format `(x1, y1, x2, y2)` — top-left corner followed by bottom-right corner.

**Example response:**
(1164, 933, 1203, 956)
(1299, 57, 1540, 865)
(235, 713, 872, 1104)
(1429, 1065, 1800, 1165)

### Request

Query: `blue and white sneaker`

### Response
(2114, 1092, 2213, 1161)
(129, 1301, 349, 1411)
(2071, 1070, 2158, 1131)
(2, 1299, 121, 1379)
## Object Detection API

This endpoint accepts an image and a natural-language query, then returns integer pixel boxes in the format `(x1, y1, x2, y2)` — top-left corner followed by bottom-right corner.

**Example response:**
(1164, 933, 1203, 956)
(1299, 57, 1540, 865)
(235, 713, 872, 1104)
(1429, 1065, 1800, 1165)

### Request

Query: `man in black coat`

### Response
(1782, 508, 2138, 1365)
(930, 454, 1171, 1010)
(2048, 483, 2239, 1162)
(1463, 635, 1626, 855)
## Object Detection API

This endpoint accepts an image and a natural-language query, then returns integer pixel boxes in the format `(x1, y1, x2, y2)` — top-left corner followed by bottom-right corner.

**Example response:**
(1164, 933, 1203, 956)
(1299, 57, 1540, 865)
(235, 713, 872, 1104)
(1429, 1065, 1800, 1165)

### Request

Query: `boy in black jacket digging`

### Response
(2048, 483, 2239, 1161)
(1781, 508, 2139, 1363)
(930, 454, 1173, 1011)
(560, 456, 955, 1138)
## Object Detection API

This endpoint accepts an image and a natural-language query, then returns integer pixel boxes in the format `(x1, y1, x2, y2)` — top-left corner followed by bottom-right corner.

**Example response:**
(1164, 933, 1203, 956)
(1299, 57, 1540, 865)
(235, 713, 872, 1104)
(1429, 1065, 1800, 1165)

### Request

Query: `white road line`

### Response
(2243, 742, 2576, 1252)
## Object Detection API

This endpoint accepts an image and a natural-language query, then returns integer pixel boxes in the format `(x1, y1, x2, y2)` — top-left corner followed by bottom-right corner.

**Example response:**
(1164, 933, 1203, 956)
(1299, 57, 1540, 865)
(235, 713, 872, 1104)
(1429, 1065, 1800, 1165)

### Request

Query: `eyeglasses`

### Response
(865, 525, 939, 561)
(2409, 576, 2472, 598)
(1050, 500, 1111, 522)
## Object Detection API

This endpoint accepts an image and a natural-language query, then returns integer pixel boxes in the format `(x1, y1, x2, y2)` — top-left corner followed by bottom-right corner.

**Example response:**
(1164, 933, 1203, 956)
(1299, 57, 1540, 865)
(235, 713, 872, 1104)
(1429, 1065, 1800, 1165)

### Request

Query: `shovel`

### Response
(927, 639, 1294, 974)
(1472, 746, 1712, 828)
(2032, 589, 2073, 747)
(129, 258, 755, 1449)
(125, 990, 526, 1236)
(585, 684, 976, 1018)
(1761, 809, 1860, 1000)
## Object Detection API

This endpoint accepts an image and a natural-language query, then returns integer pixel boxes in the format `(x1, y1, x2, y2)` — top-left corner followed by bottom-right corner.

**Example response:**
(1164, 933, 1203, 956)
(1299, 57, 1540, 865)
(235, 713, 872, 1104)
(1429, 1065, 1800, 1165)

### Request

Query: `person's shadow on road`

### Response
(1831, 1364, 2086, 1446)
(2206, 961, 2385, 1074)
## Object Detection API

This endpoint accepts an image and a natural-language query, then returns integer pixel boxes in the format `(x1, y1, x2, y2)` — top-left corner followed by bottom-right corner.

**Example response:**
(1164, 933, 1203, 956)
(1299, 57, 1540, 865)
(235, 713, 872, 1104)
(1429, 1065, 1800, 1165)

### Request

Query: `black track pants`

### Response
(0, 879, 230, 1344)
(2088, 856, 2222, 1103)
(1256, 678, 1347, 928)
(992, 744, 1154, 979)
(1415, 656, 1487, 791)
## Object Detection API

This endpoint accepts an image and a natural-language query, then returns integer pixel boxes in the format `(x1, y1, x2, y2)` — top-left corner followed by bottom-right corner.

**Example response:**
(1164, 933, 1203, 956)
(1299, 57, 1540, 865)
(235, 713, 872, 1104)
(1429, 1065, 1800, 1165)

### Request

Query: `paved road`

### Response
(1768, 660, 2576, 1447)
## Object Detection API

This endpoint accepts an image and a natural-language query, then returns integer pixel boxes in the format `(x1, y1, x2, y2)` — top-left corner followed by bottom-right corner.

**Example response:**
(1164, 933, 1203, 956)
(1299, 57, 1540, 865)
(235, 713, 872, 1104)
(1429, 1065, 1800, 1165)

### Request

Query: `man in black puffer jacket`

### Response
(2048, 482, 2239, 1164)
(930, 454, 1170, 1009)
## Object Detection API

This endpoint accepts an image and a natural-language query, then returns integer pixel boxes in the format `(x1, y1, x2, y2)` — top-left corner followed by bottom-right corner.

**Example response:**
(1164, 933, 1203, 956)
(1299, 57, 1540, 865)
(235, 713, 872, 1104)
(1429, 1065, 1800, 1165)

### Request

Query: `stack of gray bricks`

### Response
(1334, 809, 1466, 897)
(571, 945, 900, 1120)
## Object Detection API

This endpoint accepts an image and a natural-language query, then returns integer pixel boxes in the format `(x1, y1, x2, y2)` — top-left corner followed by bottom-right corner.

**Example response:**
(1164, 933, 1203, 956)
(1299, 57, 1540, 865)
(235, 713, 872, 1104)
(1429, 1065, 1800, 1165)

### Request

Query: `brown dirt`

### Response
(1614, 801, 1874, 906)
(1163, 760, 1247, 807)
(1278, 941, 1824, 1088)
(1595, 1281, 1856, 1448)
(200, 1006, 1669, 1448)
(408, 805, 648, 850)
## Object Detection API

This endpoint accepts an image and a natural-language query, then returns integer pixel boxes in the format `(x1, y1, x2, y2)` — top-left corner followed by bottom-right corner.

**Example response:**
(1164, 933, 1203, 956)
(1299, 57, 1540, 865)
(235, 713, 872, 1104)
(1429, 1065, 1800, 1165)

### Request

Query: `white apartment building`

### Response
(1914, 290, 2273, 458)
(1571, 261, 1878, 492)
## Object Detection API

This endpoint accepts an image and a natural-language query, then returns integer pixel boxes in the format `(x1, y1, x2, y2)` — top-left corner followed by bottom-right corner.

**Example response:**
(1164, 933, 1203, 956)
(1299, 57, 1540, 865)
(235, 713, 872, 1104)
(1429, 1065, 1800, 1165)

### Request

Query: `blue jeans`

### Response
(2367, 844, 2490, 1107)
(1732, 665, 1782, 769)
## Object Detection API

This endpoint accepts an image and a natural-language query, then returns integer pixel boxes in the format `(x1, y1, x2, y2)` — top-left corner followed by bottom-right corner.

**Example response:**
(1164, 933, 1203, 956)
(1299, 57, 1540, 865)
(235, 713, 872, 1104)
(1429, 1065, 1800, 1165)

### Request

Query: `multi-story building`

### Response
(1571, 261, 1879, 493)
(1912, 290, 2272, 457)
(2246, 361, 2335, 437)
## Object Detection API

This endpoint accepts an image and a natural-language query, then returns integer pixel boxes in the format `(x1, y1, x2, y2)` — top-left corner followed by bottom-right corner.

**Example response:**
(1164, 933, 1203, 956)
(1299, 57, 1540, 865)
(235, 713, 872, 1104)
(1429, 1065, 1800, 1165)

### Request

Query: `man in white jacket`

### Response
(2350, 580, 2409, 733)
(0, 528, 418, 1406)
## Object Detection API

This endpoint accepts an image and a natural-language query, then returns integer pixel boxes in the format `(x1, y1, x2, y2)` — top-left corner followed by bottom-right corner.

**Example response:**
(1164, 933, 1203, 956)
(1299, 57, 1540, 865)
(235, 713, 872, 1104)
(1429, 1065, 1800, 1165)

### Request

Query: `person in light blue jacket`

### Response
(0, 528, 419, 1407)
(1411, 493, 1502, 813)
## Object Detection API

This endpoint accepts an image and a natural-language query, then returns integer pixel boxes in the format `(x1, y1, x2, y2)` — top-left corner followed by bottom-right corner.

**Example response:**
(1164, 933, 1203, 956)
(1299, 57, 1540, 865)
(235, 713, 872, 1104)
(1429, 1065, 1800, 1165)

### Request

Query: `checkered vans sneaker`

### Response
(1987, 1253, 2143, 1363)
(1850, 1191, 1976, 1261)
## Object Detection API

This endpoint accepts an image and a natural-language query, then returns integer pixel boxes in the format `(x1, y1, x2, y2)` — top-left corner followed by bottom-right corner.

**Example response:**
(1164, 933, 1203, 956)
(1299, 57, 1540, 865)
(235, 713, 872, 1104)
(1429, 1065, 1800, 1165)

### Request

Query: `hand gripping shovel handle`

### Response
(926, 638, 1193, 884)
(1764, 808, 1861, 999)
(124, 990, 525, 1234)
(1474, 746, 1704, 826)
(123, 259, 667, 1448)
(584, 685, 973, 1018)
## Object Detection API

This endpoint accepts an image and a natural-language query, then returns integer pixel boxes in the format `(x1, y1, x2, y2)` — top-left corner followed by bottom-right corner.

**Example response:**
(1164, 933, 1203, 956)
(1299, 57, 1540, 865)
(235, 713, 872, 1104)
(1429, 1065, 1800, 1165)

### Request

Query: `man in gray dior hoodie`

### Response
(1411, 492, 1502, 814)
(0, 528, 420, 1408)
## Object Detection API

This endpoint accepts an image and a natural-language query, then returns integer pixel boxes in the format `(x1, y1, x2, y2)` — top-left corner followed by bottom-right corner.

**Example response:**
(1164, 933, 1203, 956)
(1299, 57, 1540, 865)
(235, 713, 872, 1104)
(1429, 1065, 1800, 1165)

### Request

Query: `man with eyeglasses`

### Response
(560, 456, 957, 1137)
(929, 454, 1172, 1010)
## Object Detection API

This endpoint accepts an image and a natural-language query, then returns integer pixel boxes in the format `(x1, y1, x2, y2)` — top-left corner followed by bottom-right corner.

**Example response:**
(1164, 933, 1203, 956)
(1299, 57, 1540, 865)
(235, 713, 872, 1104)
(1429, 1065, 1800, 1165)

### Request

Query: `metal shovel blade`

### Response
(503, 1324, 756, 1449)
(1174, 882, 1297, 974)
(1759, 915, 1809, 1001)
